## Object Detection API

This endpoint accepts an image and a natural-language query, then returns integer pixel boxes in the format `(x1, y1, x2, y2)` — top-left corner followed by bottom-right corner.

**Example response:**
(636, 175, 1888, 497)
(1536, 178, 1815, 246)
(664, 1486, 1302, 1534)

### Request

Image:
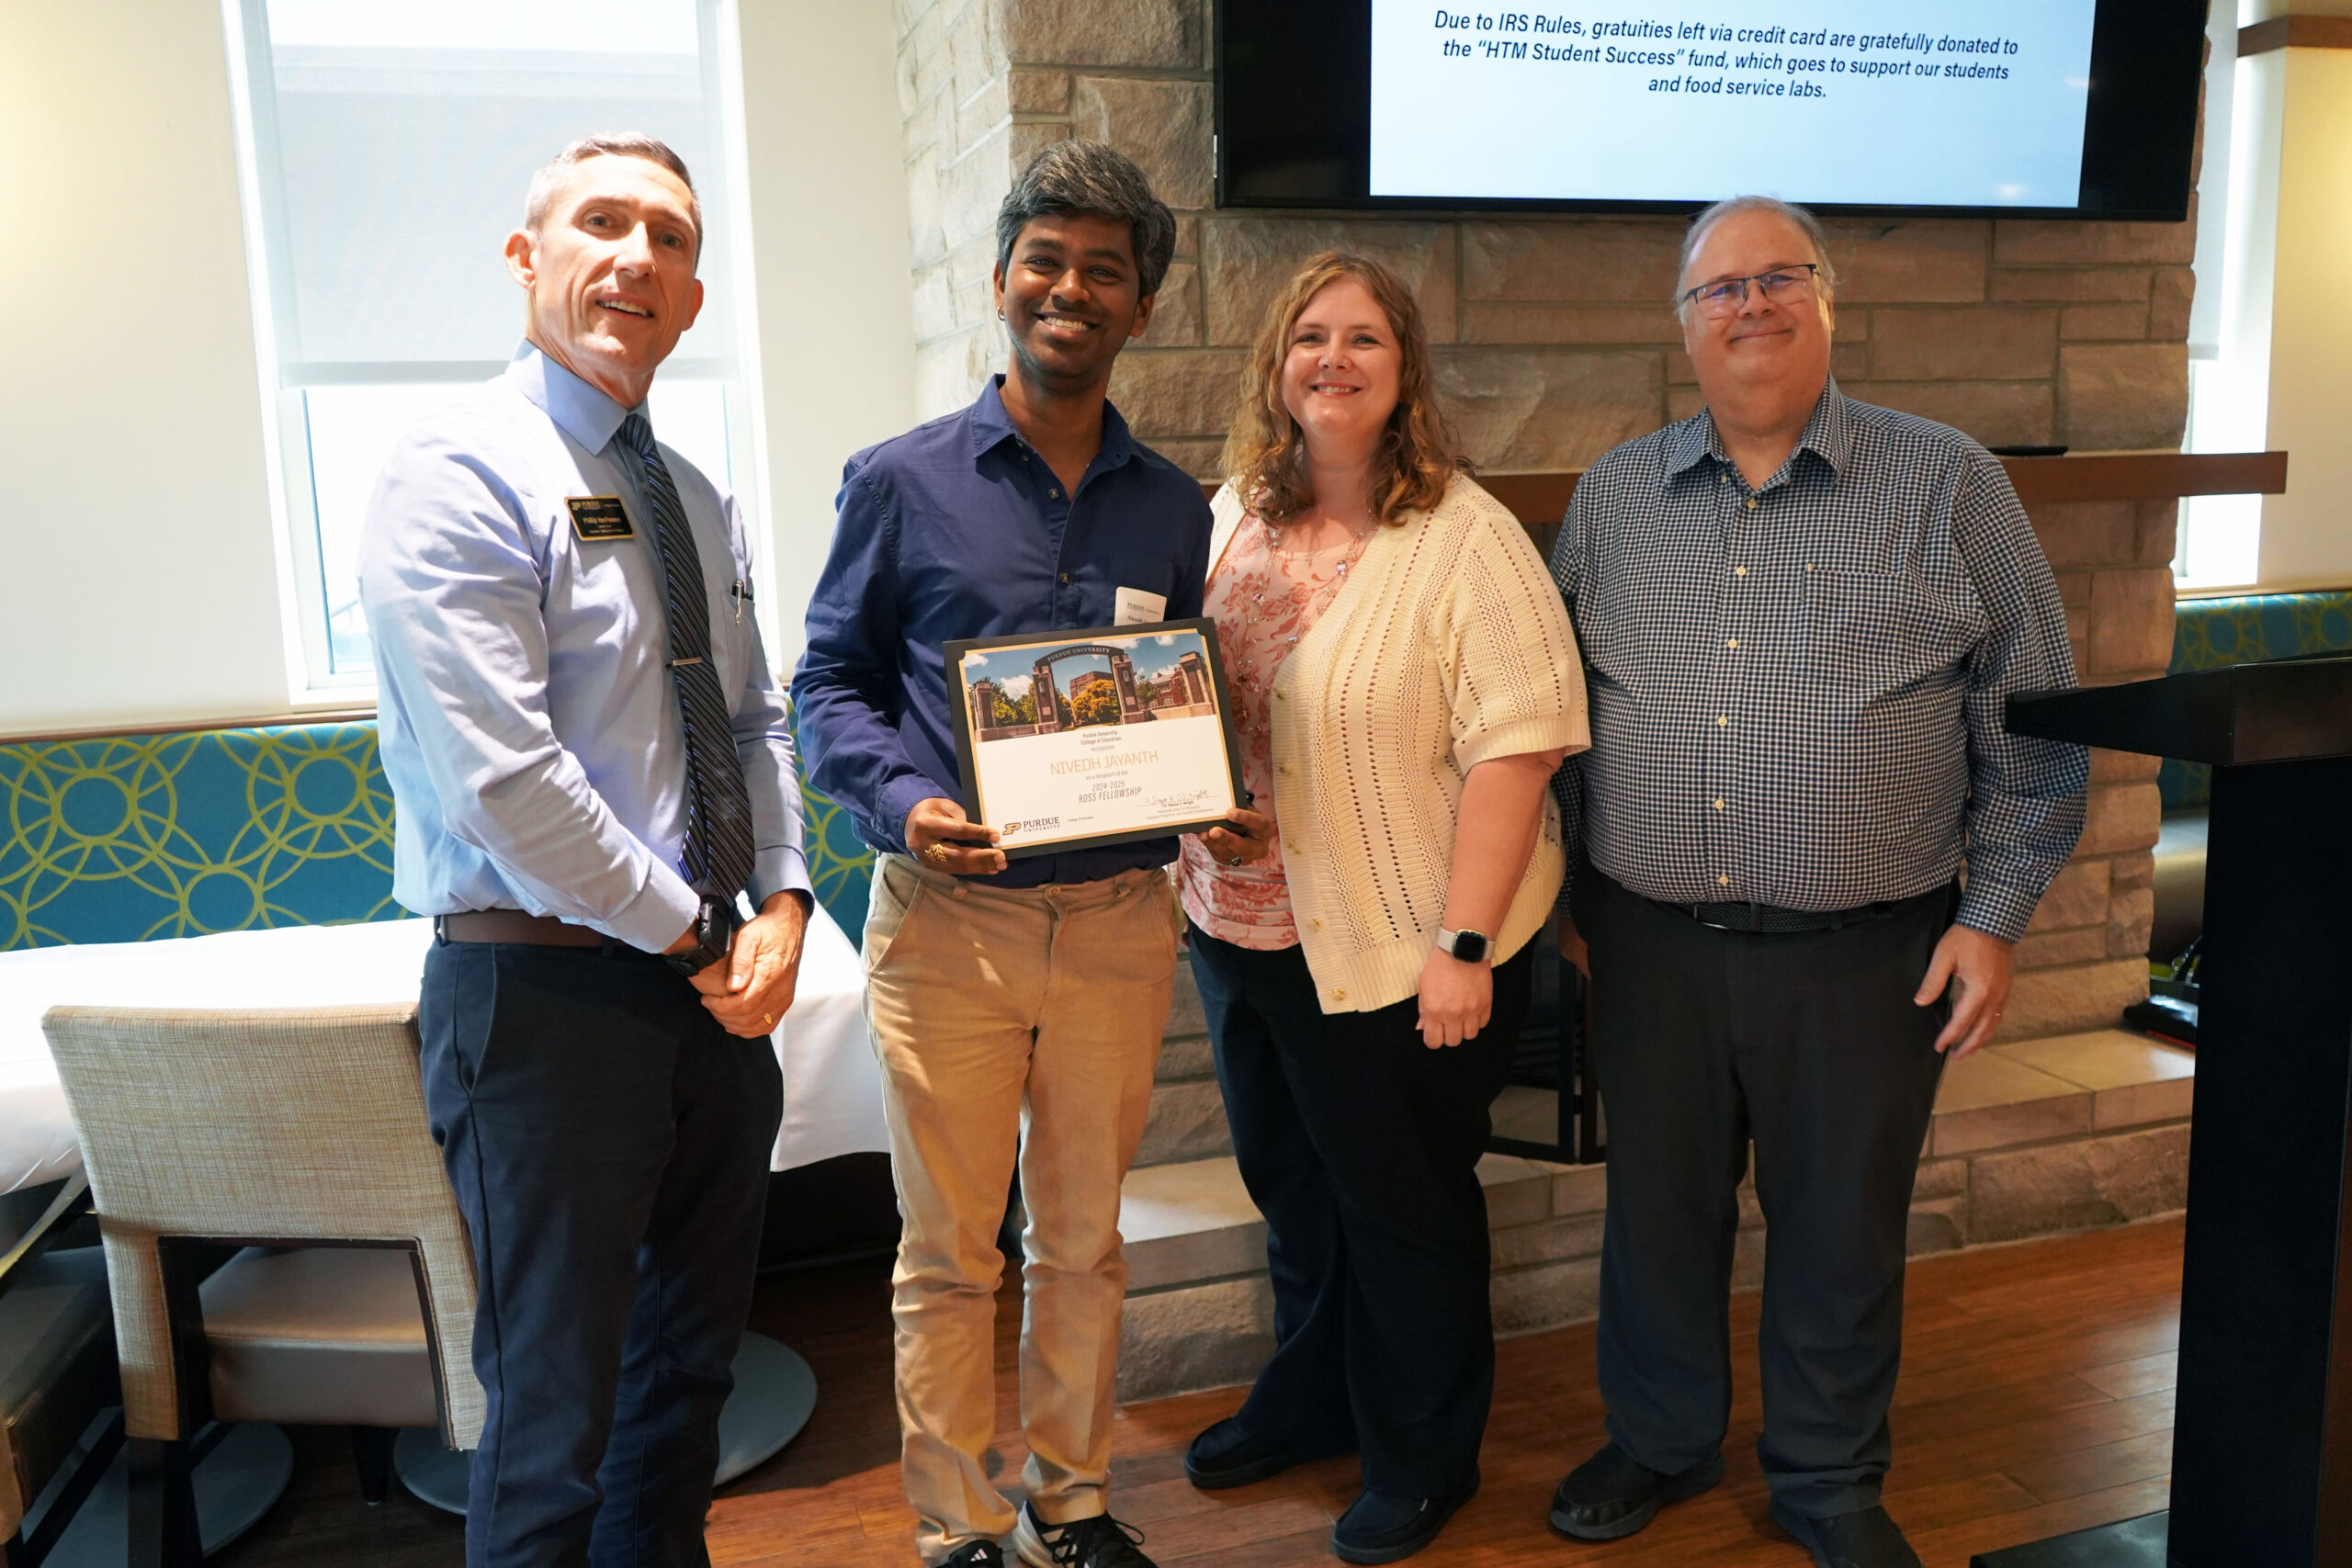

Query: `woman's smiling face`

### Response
(1280, 277, 1402, 454)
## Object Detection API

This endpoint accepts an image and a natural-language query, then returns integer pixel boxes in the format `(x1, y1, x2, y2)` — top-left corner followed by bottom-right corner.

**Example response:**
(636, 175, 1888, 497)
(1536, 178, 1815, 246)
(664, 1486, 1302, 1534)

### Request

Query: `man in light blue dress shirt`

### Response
(356, 133, 809, 1568)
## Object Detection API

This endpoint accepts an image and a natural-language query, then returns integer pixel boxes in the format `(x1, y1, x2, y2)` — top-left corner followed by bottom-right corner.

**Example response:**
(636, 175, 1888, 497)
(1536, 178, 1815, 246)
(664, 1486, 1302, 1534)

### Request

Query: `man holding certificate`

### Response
(794, 141, 1262, 1568)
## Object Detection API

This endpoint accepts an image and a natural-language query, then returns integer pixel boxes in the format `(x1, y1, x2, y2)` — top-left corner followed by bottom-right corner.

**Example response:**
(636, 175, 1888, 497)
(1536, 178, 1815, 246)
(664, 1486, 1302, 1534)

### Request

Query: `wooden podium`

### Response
(1978, 658, 2352, 1566)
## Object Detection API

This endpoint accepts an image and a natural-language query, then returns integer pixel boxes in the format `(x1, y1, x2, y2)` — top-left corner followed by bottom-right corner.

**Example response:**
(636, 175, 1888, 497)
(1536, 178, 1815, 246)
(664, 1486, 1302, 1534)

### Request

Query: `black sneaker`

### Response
(1183, 1417, 1354, 1490)
(1771, 1502, 1923, 1568)
(1547, 1441, 1724, 1540)
(1329, 1472, 1480, 1565)
(941, 1541, 1008, 1567)
(1012, 1502, 1156, 1567)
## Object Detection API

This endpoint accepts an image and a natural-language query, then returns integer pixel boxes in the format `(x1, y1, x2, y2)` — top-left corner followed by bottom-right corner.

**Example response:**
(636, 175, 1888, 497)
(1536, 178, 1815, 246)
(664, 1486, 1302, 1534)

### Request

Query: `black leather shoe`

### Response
(941, 1541, 1007, 1566)
(1771, 1503, 1923, 1568)
(1547, 1441, 1724, 1540)
(1330, 1471, 1480, 1564)
(1182, 1417, 1352, 1490)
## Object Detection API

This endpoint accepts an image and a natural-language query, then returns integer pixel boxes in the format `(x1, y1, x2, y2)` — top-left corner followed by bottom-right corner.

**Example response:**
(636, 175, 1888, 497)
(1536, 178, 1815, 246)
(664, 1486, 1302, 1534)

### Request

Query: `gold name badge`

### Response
(566, 495, 634, 541)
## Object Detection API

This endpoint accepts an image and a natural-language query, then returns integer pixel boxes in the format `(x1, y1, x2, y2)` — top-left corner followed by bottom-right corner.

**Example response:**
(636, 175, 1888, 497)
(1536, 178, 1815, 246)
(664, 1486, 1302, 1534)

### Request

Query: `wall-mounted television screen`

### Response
(1216, 0, 2206, 220)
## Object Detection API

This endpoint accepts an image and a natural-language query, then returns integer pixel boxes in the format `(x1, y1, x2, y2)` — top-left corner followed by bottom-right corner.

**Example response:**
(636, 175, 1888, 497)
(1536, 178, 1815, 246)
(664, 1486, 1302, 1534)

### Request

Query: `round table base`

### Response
(395, 1332, 817, 1515)
(37, 1420, 293, 1566)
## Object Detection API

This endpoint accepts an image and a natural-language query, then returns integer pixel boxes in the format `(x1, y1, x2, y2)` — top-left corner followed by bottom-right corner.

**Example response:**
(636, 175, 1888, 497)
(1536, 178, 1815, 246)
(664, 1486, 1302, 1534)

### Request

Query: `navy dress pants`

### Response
(1578, 863, 1953, 1521)
(1187, 926, 1530, 1498)
(419, 936, 781, 1568)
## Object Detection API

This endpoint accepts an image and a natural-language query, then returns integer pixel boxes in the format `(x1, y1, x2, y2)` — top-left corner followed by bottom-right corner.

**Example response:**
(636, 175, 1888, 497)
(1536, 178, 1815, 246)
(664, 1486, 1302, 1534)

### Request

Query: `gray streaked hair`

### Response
(994, 140, 1178, 299)
(524, 133, 703, 259)
(1674, 195, 1838, 312)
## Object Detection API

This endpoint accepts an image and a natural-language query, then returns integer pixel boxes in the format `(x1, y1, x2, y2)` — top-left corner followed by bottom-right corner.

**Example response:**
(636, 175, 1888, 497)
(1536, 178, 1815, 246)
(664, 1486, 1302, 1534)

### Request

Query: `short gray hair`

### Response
(994, 140, 1178, 299)
(524, 133, 702, 260)
(1674, 195, 1838, 312)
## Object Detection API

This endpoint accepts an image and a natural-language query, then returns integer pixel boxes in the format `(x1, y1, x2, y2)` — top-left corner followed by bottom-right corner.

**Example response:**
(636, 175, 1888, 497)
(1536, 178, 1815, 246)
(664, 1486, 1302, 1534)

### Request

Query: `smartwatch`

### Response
(1435, 925, 1491, 964)
(663, 893, 741, 978)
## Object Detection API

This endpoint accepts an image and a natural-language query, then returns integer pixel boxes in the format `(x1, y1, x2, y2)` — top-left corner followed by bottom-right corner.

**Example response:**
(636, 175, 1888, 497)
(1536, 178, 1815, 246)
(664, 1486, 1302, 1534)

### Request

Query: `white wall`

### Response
(0, 0, 914, 738)
(2256, 45, 2352, 592)
(2245, 0, 2352, 17)
(2211, 3, 2352, 592)
(1, 2, 294, 734)
(735, 0, 915, 670)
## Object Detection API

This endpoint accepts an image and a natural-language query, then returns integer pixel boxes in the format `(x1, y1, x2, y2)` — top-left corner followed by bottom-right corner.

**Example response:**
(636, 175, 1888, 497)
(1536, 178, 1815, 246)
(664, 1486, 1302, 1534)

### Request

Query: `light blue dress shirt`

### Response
(357, 344, 808, 953)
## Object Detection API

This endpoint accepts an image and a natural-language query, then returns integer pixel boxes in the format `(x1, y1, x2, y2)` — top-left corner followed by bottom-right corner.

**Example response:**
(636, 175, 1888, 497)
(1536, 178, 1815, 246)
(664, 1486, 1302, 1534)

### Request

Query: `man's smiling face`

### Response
(506, 153, 705, 406)
(993, 212, 1152, 394)
(1678, 207, 1834, 409)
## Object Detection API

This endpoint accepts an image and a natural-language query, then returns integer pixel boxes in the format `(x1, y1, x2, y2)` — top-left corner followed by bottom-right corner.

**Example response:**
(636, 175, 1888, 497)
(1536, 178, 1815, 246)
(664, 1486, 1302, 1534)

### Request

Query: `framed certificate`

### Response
(944, 618, 1244, 860)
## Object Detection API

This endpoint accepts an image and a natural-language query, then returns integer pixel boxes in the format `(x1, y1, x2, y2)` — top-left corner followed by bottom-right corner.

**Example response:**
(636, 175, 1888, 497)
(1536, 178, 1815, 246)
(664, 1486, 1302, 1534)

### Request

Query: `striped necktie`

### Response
(616, 413, 756, 902)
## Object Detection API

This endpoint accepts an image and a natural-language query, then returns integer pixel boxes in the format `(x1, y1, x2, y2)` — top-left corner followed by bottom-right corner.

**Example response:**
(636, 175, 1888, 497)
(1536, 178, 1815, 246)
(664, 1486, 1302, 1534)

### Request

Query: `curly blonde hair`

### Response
(1219, 251, 1464, 526)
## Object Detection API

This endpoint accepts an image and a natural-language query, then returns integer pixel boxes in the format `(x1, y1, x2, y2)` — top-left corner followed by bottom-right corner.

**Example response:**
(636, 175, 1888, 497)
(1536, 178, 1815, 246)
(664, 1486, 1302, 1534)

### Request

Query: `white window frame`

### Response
(218, 0, 773, 702)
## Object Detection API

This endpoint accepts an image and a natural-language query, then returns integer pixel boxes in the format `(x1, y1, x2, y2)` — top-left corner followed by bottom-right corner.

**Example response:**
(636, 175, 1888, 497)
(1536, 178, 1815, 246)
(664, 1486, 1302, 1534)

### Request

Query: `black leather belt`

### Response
(435, 910, 607, 947)
(1658, 896, 1907, 934)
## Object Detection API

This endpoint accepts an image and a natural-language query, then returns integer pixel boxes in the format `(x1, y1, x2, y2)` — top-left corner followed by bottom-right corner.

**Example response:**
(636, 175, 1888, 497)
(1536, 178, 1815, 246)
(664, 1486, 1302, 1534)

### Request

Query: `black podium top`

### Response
(2006, 657, 2352, 765)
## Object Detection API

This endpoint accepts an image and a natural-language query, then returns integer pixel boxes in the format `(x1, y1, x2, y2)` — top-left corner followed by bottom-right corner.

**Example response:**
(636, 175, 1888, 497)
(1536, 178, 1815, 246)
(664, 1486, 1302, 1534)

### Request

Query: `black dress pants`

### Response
(1579, 863, 1952, 1520)
(419, 937, 782, 1568)
(1187, 925, 1531, 1497)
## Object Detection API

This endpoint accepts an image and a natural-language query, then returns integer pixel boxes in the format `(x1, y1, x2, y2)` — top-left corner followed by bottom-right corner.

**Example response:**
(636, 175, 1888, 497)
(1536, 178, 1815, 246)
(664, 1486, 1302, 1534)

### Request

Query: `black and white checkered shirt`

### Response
(1549, 381, 2087, 942)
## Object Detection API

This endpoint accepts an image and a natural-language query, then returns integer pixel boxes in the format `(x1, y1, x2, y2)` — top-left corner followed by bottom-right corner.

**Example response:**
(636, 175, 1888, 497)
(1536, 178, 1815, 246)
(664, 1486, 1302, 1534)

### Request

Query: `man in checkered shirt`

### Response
(1543, 197, 2088, 1568)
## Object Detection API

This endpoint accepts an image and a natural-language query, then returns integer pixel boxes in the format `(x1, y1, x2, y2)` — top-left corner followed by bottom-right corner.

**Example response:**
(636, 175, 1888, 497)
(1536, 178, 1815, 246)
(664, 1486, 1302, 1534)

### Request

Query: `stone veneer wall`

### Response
(893, 0, 2193, 1038)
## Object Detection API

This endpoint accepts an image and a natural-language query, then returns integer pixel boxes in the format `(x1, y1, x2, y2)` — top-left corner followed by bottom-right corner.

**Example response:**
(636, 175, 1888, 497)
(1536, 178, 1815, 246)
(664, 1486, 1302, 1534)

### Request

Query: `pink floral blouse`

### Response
(1179, 512, 1373, 950)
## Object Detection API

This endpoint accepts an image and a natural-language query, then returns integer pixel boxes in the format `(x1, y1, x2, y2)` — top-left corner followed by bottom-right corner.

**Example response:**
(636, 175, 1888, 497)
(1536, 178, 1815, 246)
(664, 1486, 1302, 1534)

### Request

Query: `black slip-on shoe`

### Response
(1770, 1502, 1924, 1568)
(940, 1541, 1007, 1567)
(1330, 1471, 1480, 1565)
(1012, 1503, 1156, 1567)
(1547, 1441, 1724, 1540)
(1182, 1417, 1354, 1491)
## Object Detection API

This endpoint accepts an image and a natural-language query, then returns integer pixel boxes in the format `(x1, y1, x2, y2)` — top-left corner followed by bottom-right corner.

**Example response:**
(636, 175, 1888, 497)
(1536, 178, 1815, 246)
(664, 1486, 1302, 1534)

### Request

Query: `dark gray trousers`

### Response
(1579, 863, 1952, 1520)
(419, 938, 781, 1568)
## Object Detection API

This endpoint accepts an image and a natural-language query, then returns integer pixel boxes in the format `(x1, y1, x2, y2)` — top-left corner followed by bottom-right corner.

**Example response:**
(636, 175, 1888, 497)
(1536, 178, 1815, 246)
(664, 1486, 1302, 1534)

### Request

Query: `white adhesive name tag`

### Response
(1114, 586, 1168, 626)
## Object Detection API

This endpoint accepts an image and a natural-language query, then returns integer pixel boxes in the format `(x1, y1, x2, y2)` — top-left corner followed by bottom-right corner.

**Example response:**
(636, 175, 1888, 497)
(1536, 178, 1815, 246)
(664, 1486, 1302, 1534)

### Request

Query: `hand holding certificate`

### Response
(945, 619, 1249, 860)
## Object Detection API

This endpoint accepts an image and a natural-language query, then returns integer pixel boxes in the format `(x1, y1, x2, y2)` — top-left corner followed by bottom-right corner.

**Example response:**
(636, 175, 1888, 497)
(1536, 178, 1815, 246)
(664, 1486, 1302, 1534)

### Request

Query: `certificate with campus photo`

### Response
(944, 619, 1245, 860)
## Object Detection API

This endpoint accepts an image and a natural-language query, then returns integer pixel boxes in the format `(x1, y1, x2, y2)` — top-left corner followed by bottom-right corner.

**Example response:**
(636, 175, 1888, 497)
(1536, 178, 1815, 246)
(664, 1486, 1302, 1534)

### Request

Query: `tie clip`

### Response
(668, 656, 707, 668)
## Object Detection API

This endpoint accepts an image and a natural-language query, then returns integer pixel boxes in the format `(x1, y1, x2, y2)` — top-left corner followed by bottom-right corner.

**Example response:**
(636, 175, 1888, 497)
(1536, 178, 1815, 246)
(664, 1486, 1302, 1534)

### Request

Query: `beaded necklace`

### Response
(1252, 517, 1376, 639)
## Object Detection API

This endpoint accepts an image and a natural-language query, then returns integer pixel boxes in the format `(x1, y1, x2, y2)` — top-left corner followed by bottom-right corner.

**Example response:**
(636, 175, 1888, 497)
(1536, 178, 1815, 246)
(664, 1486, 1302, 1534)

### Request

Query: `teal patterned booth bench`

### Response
(0, 720, 878, 952)
(2162, 589, 2352, 810)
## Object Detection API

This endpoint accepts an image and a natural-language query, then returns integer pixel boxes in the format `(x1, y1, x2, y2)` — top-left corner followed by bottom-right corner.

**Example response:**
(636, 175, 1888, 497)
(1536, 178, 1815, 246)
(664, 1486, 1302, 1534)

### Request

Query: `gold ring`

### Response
(763, 1013, 775, 1027)
(924, 843, 947, 864)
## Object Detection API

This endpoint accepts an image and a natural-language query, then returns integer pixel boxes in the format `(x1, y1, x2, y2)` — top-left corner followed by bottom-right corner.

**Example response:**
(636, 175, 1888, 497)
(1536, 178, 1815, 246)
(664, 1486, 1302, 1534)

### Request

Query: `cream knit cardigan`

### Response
(1208, 471, 1590, 1014)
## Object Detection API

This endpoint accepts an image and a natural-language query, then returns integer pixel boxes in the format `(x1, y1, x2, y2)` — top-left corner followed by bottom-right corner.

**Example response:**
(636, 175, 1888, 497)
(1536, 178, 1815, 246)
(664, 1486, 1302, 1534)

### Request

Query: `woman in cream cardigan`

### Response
(1176, 252, 1589, 1564)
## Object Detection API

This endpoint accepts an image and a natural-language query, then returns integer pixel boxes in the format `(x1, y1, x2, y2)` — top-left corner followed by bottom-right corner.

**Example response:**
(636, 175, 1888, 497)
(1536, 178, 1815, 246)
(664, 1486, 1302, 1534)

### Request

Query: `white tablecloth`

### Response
(0, 910, 888, 1196)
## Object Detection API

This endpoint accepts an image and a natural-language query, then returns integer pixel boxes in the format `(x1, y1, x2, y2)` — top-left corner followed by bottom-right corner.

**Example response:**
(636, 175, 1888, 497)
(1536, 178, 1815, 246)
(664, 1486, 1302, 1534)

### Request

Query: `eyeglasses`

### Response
(1680, 264, 1820, 318)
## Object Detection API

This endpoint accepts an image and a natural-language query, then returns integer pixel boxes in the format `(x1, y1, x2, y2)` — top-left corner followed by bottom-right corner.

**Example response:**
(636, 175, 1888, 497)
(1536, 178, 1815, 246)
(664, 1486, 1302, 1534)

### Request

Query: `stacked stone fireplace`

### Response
(893, 0, 2199, 1399)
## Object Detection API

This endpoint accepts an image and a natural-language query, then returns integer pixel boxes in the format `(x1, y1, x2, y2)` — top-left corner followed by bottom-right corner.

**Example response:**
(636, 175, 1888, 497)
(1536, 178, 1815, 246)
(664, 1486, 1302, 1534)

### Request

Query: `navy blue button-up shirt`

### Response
(794, 378, 1214, 889)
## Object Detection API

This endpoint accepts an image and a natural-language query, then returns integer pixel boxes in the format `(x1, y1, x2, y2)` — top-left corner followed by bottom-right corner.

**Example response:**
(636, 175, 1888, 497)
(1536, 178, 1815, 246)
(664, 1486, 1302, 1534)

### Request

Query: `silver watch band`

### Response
(1435, 926, 1492, 963)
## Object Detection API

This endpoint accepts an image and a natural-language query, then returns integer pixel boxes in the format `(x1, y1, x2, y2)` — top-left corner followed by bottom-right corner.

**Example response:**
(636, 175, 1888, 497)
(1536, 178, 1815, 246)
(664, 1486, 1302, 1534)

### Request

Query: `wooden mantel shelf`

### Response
(1981, 450, 2289, 505)
(1473, 451, 2289, 531)
(1200, 453, 2287, 533)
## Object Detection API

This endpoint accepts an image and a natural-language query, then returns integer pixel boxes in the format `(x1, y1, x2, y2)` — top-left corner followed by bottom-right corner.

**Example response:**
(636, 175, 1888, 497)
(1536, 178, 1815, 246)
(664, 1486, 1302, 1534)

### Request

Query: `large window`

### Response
(224, 0, 758, 690)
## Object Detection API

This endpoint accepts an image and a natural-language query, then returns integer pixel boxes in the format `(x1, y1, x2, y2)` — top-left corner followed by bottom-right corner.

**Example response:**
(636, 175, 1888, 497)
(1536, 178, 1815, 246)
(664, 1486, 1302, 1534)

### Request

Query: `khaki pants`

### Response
(862, 853, 1176, 1561)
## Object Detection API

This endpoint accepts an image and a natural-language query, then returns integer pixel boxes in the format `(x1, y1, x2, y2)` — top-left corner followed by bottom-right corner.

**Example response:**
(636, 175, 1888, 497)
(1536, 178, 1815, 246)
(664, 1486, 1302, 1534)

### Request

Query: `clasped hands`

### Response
(669, 890, 809, 1039)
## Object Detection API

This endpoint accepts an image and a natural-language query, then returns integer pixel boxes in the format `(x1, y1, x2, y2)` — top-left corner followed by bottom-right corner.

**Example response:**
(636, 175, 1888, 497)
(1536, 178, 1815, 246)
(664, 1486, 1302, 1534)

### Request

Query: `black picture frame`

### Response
(1214, 0, 2207, 221)
(944, 618, 1248, 861)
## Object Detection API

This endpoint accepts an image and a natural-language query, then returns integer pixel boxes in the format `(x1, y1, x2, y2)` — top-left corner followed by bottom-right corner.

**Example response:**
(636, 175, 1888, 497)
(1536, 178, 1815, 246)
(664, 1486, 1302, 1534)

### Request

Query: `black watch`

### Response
(1435, 925, 1491, 964)
(663, 893, 741, 978)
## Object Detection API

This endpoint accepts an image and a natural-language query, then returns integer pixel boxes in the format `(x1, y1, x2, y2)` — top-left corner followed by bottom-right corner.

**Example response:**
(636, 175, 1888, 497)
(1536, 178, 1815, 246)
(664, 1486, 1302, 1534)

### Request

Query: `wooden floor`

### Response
(217, 1217, 2184, 1568)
